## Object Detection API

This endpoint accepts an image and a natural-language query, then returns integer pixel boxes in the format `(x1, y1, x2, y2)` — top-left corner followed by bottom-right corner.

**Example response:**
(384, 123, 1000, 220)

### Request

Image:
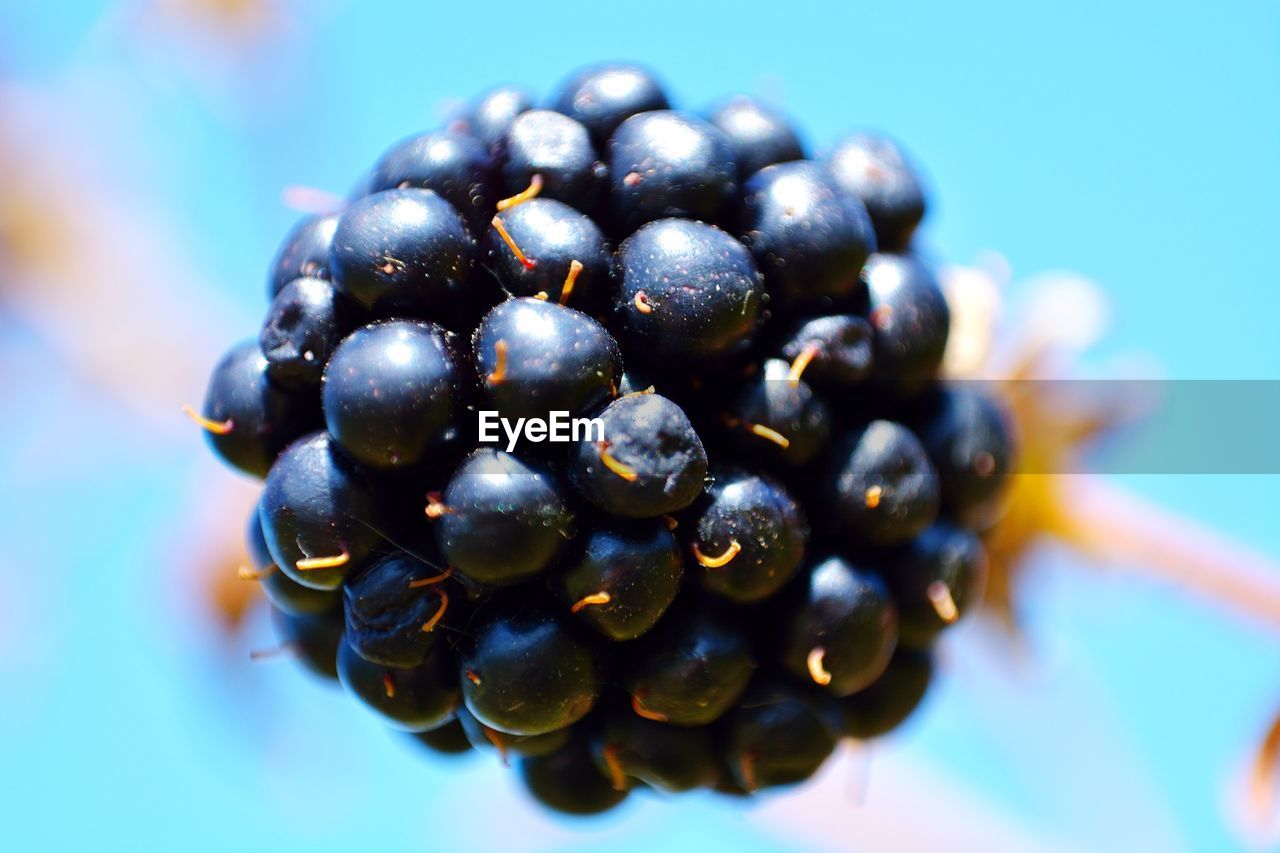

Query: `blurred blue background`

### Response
(0, 1, 1277, 850)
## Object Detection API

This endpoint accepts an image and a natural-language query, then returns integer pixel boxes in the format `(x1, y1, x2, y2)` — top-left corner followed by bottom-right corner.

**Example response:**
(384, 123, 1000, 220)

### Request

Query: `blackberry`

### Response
(706, 95, 805, 179)
(321, 319, 460, 472)
(779, 556, 898, 696)
(193, 340, 317, 478)
(337, 641, 459, 731)
(456, 599, 599, 735)
(569, 392, 708, 518)
(838, 646, 934, 739)
(685, 467, 808, 603)
(460, 86, 534, 154)
(551, 63, 670, 145)
(555, 518, 683, 641)
(268, 213, 338, 298)
(434, 448, 575, 587)
(196, 64, 1014, 814)
(329, 188, 475, 324)
(260, 277, 355, 392)
(883, 522, 987, 648)
(608, 111, 738, 233)
(617, 218, 763, 367)
(622, 606, 755, 726)
(501, 110, 605, 215)
(740, 160, 876, 310)
(473, 297, 620, 423)
(862, 252, 950, 394)
(365, 130, 499, 232)
(480, 198, 613, 311)
(826, 132, 927, 251)
(827, 419, 941, 546)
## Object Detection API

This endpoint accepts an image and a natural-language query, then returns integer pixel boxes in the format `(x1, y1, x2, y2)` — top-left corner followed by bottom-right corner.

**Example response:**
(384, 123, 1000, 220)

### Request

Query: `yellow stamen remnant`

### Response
(558, 259, 583, 306)
(495, 174, 543, 212)
(383, 672, 396, 699)
(491, 216, 536, 270)
(181, 404, 233, 435)
(692, 539, 741, 569)
(598, 442, 638, 482)
(237, 564, 276, 581)
(295, 549, 350, 571)
(486, 340, 509, 384)
(787, 341, 822, 386)
(570, 591, 612, 614)
(421, 590, 449, 633)
(602, 743, 627, 791)
(633, 290, 654, 313)
(424, 492, 453, 519)
(631, 693, 668, 722)
(747, 423, 791, 450)
(465, 669, 482, 686)
(927, 581, 959, 623)
(662, 514, 679, 531)
(407, 567, 453, 588)
(807, 647, 833, 686)
(482, 727, 510, 767)
(864, 485, 883, 509)
(739, 751, 760, 793)
(1250, 709, 1280, 822)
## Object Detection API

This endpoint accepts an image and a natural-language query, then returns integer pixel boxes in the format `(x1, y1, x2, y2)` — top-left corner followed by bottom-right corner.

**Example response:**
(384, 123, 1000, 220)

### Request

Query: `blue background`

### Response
(0, 1, 1277, 850)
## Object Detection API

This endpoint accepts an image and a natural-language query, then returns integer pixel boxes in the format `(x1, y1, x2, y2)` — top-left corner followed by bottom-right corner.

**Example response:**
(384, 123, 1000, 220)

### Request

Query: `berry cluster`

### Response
(196, 64, 1014, 815)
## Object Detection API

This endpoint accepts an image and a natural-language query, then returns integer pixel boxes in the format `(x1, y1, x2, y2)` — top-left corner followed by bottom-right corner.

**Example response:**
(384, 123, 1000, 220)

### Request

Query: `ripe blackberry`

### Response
(719, 682, 838, 791)
(192, 340, 317, 478)
(322, 319, 460, 472)
(337, 641, 459, 731)
(862, 252, 950, 393)
(268, 213, 338, 298)
(590, 712, 719, 793)
(685, 467, 808, 603)
(329, 188, 475, 324)
(569, 392, 708, 518)
(551, 63, 669, 145)
(365, 130, 499, 232)
(461, 86, 534, 154)
(608, 111, 738, 233)
(260, 277, 356, 392)
(827, 419, 941, 546)
(473, 297, 620, 423)
(197, 63, 1013, 814)
(740, 160, 876, 310)
(434, 448, 575, 587)
(915, 386, 1015, 525)
(883, 522, 987, 647)
(456, 599, 599, 735)
(555, 518, 683, 641)
(259, 432, 381, 589)
(342, 551, 452, 668)
(838, 646, 933, 739)
(502, 110, 605, 215)
(617, 218, 763, 367)
(779, 556, 898, 696)
(706, 95, 805, 179)
(622, 606, 755, 726)
(479, 198, 613, 311)
(520, 738, 630, 816)
(826, 132, 927, 251)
